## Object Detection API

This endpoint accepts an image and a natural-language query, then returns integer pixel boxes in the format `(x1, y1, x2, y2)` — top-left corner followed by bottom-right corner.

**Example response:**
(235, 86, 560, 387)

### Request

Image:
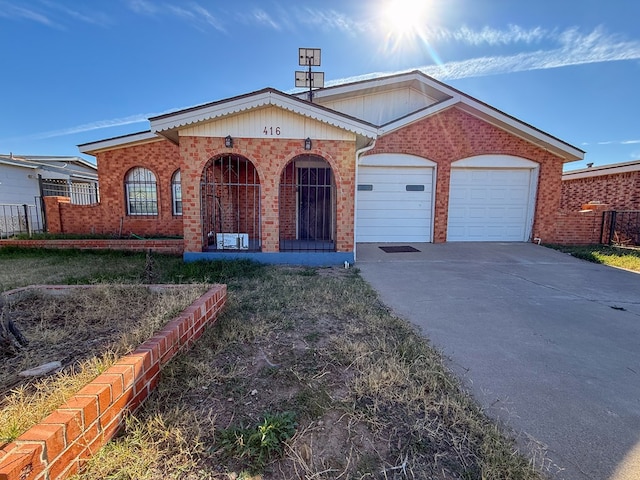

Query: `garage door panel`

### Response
(448, 167, 534, 242)
(358, 191, 431, 202)
(359, 174, 430, 185)
(358, 209, 431, 220)
(357, 164, 433, 243)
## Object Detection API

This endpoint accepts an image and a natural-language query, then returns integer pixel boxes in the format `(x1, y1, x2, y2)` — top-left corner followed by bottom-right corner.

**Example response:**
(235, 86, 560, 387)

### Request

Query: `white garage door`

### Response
(447, 167, 534, 241)
(357, 165, 433, 242)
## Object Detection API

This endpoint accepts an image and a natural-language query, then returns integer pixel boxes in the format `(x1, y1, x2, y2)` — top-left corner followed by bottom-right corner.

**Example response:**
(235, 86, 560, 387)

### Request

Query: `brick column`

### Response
(43, 196, 70, 233)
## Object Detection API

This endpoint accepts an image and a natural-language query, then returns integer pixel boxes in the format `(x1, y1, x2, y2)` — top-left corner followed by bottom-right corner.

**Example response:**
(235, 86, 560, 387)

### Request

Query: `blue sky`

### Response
(0, 0, 638, 170)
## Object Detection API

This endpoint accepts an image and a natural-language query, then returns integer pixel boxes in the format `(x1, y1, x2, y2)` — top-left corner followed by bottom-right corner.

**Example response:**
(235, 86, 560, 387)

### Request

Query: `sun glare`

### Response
(381, 0, 431, 38)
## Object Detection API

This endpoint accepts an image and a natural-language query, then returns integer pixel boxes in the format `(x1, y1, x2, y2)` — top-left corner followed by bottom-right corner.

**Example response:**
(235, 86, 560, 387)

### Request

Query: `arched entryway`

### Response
(201, 155, 261, 251)
(279, 155, 336, 252)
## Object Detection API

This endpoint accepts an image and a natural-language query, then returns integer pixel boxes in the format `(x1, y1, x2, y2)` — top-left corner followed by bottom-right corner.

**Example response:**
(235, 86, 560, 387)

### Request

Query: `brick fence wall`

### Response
(561, 171, 640, 211)
(0, 284, 226, 480)
(0, 239, 184, 255)
(552, 211, 604, 245)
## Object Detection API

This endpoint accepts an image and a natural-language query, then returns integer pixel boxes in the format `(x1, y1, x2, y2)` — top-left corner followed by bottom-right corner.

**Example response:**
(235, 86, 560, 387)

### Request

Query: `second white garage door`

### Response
(447, 166, 535, 242)
(357, 162, 434, 243)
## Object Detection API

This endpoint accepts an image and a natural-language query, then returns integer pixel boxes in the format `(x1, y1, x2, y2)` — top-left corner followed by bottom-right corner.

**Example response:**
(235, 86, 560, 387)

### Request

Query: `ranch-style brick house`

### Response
(54, 71, 584, 264)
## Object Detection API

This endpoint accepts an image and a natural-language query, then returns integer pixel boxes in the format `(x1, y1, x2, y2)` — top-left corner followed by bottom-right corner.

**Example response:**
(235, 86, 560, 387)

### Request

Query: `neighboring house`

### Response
(0, 154, 99, 205)
(64, 70, 583, 264)
(562, 160, 640, 211)
(0, 154, 98, 236)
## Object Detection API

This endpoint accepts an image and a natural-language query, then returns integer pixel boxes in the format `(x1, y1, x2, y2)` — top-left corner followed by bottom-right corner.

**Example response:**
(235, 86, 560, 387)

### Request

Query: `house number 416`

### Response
(263, 126, 281, 136)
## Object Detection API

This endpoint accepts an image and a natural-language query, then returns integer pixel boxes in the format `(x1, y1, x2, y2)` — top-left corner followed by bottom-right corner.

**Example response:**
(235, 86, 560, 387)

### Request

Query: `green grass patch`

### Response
(216, 411, 297, 473)
(547, 244, 640, 272)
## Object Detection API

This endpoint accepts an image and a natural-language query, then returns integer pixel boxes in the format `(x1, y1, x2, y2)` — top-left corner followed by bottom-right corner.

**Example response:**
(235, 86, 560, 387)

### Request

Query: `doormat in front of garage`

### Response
(379, 246, 421, 253)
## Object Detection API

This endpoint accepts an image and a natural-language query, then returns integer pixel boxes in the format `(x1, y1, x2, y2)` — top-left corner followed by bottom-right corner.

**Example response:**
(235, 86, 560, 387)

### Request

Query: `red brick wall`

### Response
(179, 136, 355, 253)
(366, 107, 567, 242)
(561, 171, 640, 211)
(279, 162, 297, 241)
(552, 210, 604, 244)
(0, 239, 184, 255)
(0, 284, 226, 480)
(47, 140, 183, 238)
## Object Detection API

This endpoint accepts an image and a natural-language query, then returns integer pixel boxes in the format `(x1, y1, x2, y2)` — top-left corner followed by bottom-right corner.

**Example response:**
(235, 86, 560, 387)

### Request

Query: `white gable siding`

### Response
(317, 87, 439, 125)
(0, 164, 40, 205)
(179, 106, 355, 141)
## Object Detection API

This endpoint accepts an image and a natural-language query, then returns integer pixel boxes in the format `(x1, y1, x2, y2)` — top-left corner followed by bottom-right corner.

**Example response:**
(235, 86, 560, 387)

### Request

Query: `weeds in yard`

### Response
(0, 284, 206, 443)
(547, 244, 640, 272)
(216, 411, 297, 473)
(75, 264, 543, 479)
(0, 353, 115, 443)
(0, 250, 544, 479)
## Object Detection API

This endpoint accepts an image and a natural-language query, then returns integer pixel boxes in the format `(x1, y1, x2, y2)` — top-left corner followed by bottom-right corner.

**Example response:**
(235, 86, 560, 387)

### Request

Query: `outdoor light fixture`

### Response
(224, 135, 233, 148)
(304, 137, 312, 150)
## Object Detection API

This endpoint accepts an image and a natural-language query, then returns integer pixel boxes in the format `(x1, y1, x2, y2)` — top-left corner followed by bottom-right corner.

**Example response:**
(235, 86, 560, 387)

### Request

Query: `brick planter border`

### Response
(0, 283, 227, 480)
(0, 239, 184, 255)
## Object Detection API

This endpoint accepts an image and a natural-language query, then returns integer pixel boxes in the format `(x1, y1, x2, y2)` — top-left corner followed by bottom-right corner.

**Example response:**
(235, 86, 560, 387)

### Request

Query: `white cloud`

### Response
(428, 24, 550, 46)
(126, 0, 157, 15)
(621, 140, 640, 145)
(252, 9, 281, 31)
(293, 7, 367, 35)
(192, 4, 225, 32)
(32, 114, 153, 139)
(134, 2, 226, 32)
(39, 0, 110, 26)
(0, 0, 110, 28)
(0, 1, 57, 27)
(328, 27, 640, 84)
(4, 105, 202, 142)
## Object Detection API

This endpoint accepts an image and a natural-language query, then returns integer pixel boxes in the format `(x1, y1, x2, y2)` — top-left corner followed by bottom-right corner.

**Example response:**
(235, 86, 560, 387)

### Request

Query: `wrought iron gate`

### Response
(601, 210, 640, 247)
(201, 155, 261, 251)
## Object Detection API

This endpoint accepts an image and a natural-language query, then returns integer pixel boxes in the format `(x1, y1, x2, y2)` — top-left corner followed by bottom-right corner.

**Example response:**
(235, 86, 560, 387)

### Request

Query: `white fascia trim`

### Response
(0, 158, 38, 169)
(150, 92, 274, 133)
(377, 97, 459, 135)
(66, 158, 98, 171)
(305, 71, 457, 102)
(275, 95, 378, 138)
(563, 162, 640, 180)
(78, 131, 160, 154)
(69, 173, 99, 181)
(150, 91, 378, 139)
(29, 157, 97, 172)
(301, 72, 421, 100)
(37, 169, 70, 180)
(456, 100, 584, 162)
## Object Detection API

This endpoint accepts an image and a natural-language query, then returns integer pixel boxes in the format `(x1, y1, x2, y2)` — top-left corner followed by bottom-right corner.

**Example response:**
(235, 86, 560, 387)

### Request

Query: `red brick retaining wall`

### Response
(0, 239, 184, 255)
(0, 284, 227, 480)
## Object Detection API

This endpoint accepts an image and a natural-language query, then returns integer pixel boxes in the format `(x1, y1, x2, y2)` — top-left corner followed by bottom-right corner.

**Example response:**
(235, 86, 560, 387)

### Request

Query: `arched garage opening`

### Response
(201, 155, 261, 251)
(447, 155, 539, 242)
(356, 153, 436, 243)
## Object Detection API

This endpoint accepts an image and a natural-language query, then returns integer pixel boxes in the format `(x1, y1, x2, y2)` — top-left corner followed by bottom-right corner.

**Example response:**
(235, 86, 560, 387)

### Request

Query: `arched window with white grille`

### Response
(125, 167, 158, 216)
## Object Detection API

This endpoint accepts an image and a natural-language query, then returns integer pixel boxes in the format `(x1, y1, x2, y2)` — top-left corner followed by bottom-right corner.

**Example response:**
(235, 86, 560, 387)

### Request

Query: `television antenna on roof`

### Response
(295, 48, 324, 102)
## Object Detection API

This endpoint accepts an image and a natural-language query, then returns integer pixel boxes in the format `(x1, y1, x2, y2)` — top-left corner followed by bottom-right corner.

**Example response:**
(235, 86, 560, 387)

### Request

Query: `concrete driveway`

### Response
(356, 243, 640, 480)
